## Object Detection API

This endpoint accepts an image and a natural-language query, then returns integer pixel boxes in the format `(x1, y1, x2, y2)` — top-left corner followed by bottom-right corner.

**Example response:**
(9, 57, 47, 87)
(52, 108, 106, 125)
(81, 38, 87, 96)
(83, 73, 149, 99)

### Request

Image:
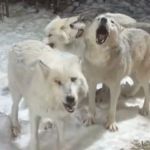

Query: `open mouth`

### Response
(76, 29, 84, 38)
(63, 103, 75, 113)
(96, 24, 108, 45)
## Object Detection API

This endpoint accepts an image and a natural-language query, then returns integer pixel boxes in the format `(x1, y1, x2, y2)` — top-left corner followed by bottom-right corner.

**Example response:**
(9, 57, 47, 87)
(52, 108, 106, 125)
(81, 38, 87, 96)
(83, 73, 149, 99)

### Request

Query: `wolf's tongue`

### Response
(96, 25, 108, 45)
(63, 103, 74, 113)
(99, 34, 106, 41)
(96, 33, 107, 44)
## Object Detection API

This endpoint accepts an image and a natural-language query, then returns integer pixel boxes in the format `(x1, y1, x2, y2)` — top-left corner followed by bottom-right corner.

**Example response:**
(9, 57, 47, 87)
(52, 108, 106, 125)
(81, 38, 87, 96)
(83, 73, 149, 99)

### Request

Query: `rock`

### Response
(86, 0, 93, 4)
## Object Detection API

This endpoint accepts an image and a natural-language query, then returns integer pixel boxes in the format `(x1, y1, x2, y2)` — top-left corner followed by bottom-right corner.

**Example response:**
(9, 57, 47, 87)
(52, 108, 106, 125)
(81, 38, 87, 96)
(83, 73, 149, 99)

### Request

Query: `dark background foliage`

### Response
(1, 0, 150, 21)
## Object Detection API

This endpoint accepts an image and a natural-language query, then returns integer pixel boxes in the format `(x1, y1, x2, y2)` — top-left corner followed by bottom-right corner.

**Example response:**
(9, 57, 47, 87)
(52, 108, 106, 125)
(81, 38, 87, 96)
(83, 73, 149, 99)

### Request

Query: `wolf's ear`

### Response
(79, 76, 89, 98)
(118, 24, 124, 33)
(120, 25, 124, 32)
(38, 60, 50, 78)
(55, 15, 61, 19)
(78, 15, 85, 22)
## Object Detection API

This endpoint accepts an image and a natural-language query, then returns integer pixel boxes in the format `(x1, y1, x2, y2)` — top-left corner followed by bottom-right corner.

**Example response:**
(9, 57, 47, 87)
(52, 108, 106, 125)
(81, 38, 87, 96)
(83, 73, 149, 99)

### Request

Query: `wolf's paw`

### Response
(44, 122, 53, 130)
(41, 120, 53, 131)
(106, 121, 118, 132)
(11, 126, 20, 137)
(139, 107, 149, 116)
(83, 114, 96, 126)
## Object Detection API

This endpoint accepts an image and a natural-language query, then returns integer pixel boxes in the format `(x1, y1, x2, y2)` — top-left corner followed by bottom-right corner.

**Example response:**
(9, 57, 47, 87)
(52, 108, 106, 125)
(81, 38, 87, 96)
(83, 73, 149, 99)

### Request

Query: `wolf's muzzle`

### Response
(63, 96, 76, 113)
(96, 18, 109, 45)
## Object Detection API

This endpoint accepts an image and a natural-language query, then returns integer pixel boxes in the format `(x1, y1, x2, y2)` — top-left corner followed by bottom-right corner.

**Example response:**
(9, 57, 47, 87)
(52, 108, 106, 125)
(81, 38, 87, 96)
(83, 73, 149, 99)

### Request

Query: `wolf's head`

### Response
(43, 16, 83, 49)
(95, 14, 124, 46)
(37, 51, 88, 113)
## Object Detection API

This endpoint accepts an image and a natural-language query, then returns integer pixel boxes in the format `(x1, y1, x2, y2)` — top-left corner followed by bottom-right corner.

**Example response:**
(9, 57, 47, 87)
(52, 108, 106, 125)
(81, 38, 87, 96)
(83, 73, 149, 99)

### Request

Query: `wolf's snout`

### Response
(49, 43, 55, 48)
(66, 96, 75, 106)
(63, 96, 76, 113)
(101, 17, 107, 24)
(96, 17, 109, 45)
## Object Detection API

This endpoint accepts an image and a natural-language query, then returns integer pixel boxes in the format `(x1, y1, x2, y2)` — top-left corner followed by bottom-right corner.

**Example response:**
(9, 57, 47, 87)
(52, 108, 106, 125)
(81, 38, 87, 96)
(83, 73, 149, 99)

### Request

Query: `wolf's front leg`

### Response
(10, 91, 22, 137)
(30, 115, 41, 150)
(84, 81, 97, 126)
(55, 120, 64, 150)
(106, 83, 121, 131)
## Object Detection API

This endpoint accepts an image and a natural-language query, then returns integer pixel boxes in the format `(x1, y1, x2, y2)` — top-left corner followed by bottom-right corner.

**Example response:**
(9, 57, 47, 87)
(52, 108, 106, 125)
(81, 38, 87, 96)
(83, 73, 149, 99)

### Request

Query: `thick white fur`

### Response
(43, 13, 136, 58)
(43, 16, 86, 58)
(8, 40, 88, 150)
(43, 13, 137, 96)
(100, 12, 136, 25)
(81, 14, 150, 131)
(43, 13, 142, 129)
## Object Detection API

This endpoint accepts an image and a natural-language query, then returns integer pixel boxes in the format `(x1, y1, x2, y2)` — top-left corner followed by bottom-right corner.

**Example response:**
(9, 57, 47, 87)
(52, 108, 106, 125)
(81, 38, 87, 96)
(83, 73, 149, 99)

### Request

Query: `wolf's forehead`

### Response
(52, 70, 78, 80)
(47, 21, 65, 31)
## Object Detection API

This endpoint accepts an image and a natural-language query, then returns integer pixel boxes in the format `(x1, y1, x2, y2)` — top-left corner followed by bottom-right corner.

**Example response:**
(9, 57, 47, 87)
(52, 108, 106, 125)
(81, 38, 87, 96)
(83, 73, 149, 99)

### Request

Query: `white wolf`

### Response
(43, 13, 138, 102)
(43, 15, 86, 58)
(8, 40, 88, 150)
(71, 14, 150, 131)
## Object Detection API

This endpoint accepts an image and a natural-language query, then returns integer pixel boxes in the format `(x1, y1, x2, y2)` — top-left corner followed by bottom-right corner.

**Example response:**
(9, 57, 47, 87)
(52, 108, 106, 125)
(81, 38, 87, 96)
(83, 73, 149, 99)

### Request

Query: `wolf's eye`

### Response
(55, 80, 62, 86)
(111, 20, 115, 24)
(70, 24, 74, 29)
(49, 43, 55, 48)
(71, 77, 77, 82)
(48, 34, 52, 37)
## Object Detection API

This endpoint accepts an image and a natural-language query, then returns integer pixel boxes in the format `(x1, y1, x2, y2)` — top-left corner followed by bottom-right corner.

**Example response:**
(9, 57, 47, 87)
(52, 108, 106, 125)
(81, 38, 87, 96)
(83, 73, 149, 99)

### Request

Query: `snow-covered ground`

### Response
(0, 4, 150, 150)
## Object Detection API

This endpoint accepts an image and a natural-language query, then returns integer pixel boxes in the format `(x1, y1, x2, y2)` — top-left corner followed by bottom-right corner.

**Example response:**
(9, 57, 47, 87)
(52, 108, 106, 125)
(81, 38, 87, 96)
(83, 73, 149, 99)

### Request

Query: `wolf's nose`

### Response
(66, 96, 75, 106)
(101, 17, 107, 24)
(49, 43, 54, 48)
(70, 23, 74, 29)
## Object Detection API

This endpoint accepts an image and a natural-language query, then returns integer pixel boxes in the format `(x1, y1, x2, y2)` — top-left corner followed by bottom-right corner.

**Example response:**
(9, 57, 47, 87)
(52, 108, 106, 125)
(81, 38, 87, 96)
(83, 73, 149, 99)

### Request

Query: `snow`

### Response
(0, 4, 150, 150)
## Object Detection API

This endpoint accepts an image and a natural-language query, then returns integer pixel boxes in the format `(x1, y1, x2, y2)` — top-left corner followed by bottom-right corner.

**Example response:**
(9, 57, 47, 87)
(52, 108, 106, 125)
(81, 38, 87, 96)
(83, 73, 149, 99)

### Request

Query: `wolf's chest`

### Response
(30, 101, 67, 119)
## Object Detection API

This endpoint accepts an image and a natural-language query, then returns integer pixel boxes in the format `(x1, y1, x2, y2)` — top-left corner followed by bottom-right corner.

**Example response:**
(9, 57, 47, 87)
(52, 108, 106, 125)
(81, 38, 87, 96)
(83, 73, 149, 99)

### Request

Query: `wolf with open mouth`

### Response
(89, 15, 150, 131)
(8, 40, 88, 150)
(96, 17, 109, 44)
(70, 14, 150, 131)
